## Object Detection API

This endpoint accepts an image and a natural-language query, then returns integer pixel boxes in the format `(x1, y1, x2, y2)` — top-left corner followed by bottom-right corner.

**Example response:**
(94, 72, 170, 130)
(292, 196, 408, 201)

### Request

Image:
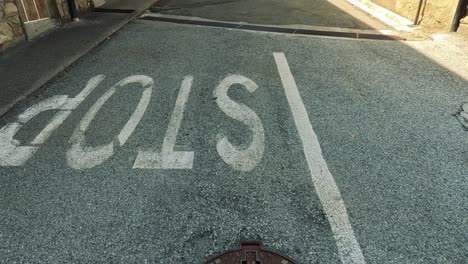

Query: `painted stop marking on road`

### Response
(0, 52, 366, 264)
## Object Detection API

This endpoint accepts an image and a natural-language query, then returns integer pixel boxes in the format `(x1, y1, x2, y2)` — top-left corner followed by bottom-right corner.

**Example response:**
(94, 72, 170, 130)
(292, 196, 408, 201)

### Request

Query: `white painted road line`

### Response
(0, 75, 106, 167)
(214, 74, 265, 172)
(67, 75, 153, 170)
(274, 52, 366, 264)
(133, 76, 195, 169)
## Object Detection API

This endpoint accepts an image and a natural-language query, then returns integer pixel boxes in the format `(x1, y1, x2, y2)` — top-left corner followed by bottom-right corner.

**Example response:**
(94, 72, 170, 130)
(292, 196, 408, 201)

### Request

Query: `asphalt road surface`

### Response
(1, 15, 467, 264)
(151, 0, 389, 29)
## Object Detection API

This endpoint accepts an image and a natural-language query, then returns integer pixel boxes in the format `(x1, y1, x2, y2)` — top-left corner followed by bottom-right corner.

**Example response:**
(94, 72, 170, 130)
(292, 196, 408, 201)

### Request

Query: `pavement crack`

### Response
(454, 102, 468, 131)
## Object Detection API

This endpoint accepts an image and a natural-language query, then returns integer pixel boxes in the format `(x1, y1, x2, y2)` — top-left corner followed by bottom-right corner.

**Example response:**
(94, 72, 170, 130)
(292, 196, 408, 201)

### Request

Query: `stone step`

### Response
(460, 16, 468, 25)
(457, 22, 468, 35)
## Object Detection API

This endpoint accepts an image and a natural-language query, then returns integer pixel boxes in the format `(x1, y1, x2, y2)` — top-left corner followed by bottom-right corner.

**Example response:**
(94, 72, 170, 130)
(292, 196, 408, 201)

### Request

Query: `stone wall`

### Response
(418, 0, 459, 30)
(395, 0, 419, 21)
(0, 0, 24, 50)
(49, 0, 92, 20)
(55, 0, 72, 20)
(371, 0, 460, 31)
(372, 0, 419, 21)
(55, 0, 92, 16)
(75, 0, 91, 12)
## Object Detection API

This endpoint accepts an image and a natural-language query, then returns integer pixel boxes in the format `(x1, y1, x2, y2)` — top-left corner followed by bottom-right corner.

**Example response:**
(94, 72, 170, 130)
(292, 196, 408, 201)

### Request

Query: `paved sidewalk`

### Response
(0, 0, 157, 117)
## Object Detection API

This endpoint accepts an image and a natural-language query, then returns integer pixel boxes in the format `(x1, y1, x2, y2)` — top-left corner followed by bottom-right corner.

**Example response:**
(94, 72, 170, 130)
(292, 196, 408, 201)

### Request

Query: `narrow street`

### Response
(150, 0, 389, 29)
(0, 0, 467, 263)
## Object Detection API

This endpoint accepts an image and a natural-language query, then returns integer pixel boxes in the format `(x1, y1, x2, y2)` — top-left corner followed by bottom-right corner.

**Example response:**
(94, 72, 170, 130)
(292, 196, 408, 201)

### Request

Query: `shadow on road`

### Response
(151, 0, 390, 29)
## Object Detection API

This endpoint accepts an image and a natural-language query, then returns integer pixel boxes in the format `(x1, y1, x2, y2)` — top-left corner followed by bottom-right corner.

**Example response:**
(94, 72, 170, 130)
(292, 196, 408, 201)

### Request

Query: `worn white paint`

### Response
(63, 75, 107, 110)
(117, 77, 153, 146)
(0, 123, 38, 166)
(133, 76, 194, 169)
(17, 95, 69, 123)
(67, 75, 153, 170)
(0, 75, 105, 166)
(214, 74, 265, 172)
(31, 110, 72, 145)
(273, 52, 366, 264)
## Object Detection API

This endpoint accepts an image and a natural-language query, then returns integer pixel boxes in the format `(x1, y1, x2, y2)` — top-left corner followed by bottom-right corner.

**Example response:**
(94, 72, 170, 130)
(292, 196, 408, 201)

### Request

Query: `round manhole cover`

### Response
(205, 240, 296, 264)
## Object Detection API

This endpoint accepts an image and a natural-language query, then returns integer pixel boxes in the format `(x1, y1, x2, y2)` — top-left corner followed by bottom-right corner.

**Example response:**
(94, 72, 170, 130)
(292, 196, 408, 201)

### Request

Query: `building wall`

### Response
(417, 0, 459, 30)
(371, 0, 460, 31)
(372, 0, 418, 21)
(75, 0, 91, 12)
(1, 0, 92, 51)
(0, 0, 24, 50)
(53, 0, 76, 21)
(15, 0, 92, 23)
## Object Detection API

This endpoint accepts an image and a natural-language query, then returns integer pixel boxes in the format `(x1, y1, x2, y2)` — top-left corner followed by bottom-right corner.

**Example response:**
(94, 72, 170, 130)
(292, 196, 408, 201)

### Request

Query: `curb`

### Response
(0, 1, 158, 118)
(140, 13, 405, 40)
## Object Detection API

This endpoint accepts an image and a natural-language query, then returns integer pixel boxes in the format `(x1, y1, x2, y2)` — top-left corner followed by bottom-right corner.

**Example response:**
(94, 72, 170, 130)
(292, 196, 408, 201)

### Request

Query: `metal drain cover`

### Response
(205, 240, 296, 264)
